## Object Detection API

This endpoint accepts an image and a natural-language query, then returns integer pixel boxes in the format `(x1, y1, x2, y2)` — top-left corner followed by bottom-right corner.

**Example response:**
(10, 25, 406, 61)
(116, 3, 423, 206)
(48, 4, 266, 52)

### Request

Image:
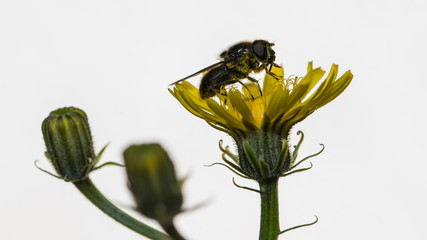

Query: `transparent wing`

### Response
(169, 60, 233, 85)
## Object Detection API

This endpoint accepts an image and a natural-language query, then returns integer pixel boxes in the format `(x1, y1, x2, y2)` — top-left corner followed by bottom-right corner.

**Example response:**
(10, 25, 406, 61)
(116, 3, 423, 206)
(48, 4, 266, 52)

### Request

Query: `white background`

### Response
(1, 0, 426, 239)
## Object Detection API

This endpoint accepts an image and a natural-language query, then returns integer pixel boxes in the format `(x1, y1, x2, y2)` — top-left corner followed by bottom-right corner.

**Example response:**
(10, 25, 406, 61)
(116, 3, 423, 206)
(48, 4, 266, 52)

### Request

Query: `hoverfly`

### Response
(170, 40, 280, 99)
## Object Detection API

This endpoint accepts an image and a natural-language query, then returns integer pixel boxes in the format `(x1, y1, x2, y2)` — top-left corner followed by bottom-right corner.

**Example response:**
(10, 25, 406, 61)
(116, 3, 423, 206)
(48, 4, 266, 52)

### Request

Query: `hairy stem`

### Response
(259, 179, 280, 240)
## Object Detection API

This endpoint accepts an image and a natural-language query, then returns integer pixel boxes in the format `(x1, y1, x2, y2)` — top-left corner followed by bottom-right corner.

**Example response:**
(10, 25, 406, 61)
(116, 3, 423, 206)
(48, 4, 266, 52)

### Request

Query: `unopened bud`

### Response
(124, 144, 183, 222)
(42, 107, 96, 182)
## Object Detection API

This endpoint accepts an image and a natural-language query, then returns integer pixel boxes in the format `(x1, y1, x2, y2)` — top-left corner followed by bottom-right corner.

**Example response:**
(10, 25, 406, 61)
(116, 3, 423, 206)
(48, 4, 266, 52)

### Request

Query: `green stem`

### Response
(259, 179, 280, 240)
(159, 220, 186, 240)
(74, 178, 171, 240)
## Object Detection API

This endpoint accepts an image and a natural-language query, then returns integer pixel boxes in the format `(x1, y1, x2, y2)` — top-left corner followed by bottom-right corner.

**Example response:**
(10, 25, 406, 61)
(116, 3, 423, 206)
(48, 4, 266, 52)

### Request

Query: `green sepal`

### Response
(258, 155, 271, 179)
(274, 139, 290, 174)
(243, 139, 262, 178)
(218, 139, 239, 164)
(291, 131, 305, 166)
(221, 153, 251, 177)
(94, 143, 109, 166)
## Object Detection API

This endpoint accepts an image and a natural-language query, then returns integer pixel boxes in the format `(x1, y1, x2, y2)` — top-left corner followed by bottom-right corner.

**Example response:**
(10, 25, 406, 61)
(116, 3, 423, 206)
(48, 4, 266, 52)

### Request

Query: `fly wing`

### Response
(169, 61, 226, 85)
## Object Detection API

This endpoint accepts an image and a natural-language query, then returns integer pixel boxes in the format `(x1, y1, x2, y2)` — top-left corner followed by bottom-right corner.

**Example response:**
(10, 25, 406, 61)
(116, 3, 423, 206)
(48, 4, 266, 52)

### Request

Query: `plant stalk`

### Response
(74, 178, 171, 240)
(259, 179, 280, 240)
(159, 219, 186, 240)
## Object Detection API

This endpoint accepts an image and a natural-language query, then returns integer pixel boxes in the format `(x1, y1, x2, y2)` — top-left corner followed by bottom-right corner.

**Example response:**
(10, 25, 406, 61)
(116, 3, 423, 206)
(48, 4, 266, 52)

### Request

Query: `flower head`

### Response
(170, 62, 352, 181)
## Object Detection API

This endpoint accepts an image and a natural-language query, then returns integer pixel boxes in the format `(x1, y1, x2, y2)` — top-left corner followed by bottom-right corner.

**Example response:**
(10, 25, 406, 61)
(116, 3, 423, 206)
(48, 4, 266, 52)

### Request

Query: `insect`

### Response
(170, 40, 280, 99)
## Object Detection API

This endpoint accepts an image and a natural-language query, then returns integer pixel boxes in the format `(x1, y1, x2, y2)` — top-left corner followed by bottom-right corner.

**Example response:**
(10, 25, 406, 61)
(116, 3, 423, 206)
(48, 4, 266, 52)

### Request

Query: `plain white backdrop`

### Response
(1, 0, 426, 239)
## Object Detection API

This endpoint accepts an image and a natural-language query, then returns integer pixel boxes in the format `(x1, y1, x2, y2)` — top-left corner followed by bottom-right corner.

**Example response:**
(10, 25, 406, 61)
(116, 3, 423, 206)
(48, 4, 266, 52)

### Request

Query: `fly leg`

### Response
(266, 64, 280, 80)
(231, 72, 255, 100)
(256, 64, 280, 80)
(247, 76, 263, 97)
(246, 76, 258, 83)
(210, 78, 254, 101)
(236, 80, 255, 100)
(208, 78, 238, 105)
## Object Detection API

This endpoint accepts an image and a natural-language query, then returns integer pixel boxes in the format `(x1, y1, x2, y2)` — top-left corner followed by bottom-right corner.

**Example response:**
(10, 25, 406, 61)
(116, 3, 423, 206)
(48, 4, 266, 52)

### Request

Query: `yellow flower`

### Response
(170, 62, 352, 181)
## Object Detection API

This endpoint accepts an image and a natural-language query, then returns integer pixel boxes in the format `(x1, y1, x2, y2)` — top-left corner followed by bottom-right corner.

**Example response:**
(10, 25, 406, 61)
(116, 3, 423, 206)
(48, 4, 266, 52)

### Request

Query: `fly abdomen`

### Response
(199, 65, 237, 99)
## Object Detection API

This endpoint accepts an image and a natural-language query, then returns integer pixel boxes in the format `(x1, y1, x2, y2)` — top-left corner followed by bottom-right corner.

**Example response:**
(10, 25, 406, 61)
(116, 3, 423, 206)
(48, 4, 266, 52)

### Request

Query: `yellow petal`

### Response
(228, 89, 257, 128)
(263, 66, 284, 95)
(206, 98, 245, 130)
(265, 86, 289, 122)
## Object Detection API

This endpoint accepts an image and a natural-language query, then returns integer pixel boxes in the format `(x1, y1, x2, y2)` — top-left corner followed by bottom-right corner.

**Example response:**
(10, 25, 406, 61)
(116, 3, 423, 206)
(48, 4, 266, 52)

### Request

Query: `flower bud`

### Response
(124, 144, 183, 222)
(42, 107, 96, 182)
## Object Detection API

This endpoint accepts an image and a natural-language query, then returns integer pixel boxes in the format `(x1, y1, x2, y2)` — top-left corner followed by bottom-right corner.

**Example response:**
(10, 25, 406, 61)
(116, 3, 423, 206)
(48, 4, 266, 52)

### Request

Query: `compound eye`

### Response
(252, 42, 268, 61)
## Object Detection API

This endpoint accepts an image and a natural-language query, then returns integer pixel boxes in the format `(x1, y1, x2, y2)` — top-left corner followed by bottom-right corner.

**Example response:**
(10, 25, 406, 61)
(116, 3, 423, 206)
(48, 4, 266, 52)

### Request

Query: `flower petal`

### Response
(228, 89, 257, 129)
(206, 98, 245, 130)
(263, 66, 284, 95)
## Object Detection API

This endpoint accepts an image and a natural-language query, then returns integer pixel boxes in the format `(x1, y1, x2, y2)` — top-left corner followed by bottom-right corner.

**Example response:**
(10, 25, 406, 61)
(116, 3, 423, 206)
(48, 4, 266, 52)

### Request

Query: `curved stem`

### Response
(159, 219, 186, 240)
(74, 178, 171, 240)
(258, 179, 280, 240)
